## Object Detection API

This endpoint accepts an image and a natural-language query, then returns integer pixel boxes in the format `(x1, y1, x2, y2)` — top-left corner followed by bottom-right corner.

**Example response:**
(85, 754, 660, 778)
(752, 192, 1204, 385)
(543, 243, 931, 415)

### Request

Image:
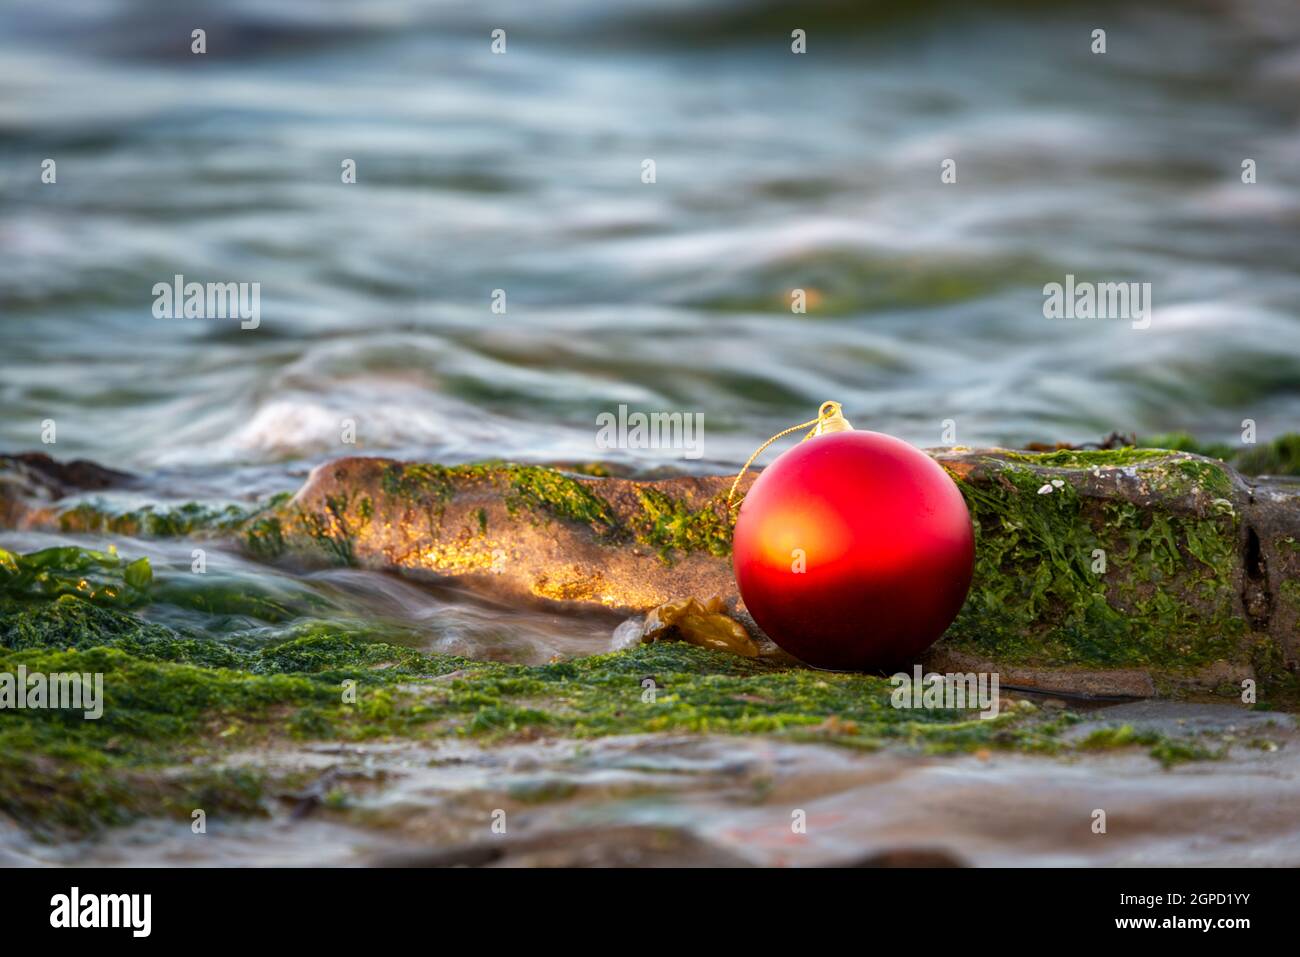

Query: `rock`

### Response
(4, 448, 1298, 697)
(250, 450, 1297, 695)
(836, 847, 968, 868)
(257, 457, 743, 612)
(921, 648, 1159, 700)
(0, 453, 134, 528)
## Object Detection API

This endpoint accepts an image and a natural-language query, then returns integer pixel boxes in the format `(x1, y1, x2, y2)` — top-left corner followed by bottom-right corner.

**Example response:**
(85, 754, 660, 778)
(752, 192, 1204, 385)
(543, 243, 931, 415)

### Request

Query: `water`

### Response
(3, 0, 1298, 483)
(7, 713, 1299, 866)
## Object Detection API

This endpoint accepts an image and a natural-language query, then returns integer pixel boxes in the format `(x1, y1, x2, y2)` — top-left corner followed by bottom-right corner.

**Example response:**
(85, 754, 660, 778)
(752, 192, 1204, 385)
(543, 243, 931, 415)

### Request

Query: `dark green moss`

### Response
(946, 461, 1243, 669)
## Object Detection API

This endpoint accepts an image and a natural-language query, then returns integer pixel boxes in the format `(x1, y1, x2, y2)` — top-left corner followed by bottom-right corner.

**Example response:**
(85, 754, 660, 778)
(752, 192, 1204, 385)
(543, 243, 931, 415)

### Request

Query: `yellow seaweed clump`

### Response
(641, 596, 758, 657)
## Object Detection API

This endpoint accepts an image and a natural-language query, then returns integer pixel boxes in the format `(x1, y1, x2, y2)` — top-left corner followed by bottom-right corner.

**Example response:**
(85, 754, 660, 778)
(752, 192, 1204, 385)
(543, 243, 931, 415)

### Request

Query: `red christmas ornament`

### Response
(731, 403, 974, 671)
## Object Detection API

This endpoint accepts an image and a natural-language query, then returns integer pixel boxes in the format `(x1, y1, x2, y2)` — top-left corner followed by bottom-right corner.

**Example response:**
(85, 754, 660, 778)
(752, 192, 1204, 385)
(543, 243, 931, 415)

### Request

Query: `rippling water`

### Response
(2, 0, 1300, 659)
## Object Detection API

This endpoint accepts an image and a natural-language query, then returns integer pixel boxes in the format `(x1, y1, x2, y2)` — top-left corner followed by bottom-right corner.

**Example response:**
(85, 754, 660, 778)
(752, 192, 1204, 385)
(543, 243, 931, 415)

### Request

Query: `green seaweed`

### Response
(381, 462, 462, 502)
(380, 461, 621, 536)
(296, 492, 361, 566)
(1078, 724, 1218, 768)
(245, 515, 286, 559)
(946, 460, 1243, 669)
(313, 461, 744, 559)
(1234, 434, 1300, 477)
(1139, 432, 1300, 477)
(0, 578, 1230, 837)
(57, 493, 292, 539)
(631, 488, 734, 561)
(1138, 432, 1236, 462)
(1002, 447, 1173, 468)
(0, 545, 152, 609)
(503, 466, 620, 535)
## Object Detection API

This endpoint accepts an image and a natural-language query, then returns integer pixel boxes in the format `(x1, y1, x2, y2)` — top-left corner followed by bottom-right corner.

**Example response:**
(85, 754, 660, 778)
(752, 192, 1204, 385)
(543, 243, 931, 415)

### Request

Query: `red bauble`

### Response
(732, 430, 975, 671)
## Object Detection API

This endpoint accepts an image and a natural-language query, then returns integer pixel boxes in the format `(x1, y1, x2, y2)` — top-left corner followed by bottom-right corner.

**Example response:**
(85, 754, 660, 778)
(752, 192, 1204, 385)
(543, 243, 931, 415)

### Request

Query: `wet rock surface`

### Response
(3, 703, 1295, 867)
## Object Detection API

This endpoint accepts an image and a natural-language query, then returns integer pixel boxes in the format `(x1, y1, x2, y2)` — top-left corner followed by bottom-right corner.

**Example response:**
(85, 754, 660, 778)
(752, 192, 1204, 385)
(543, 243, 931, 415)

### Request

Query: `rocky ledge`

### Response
(4, 446, 1299, 699)
(1, 445, 1299, 854)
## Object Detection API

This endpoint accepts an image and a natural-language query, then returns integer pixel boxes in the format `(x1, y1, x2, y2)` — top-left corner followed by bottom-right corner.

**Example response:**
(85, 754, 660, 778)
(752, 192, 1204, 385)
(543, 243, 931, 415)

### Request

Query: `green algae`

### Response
(0, 642, 339, 834)
(245, 515, 286, 559)
(57, 493, 292, 539)
(0, 545, 152, 609)
(1138, 433, 1237, 462)
(29, 546, 329, 627)
(1, 598, 250, 668)
(1001, 447, 1235, 498)
(297, 493, 362, 566)
(376, 460, 731, 556)
(1002, 447, 1173, 469)
(380, 461, 621, 536)
(1139, 432, 1300, 477)
(946, 460, 1243, 669)
(631, 488, 734, 561)
(380, 462, 462, 502)
(0, 580, 1227, 836)
(1234, 434, 1300, 477)
(1077, 724, 1217, 768)
(1280, 580, 1300, 620)
(1170, 458, 1235, 498)
(502, 465, 620, 535)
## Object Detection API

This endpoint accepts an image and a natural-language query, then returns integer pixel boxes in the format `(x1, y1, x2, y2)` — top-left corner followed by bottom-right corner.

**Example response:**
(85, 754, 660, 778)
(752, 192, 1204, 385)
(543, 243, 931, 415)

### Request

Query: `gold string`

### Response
(726, 401, 844, 511)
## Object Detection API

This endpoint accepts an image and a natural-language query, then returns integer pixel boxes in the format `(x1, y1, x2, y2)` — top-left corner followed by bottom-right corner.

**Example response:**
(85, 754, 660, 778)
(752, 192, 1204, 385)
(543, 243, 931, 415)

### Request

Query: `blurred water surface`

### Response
(2, 0, 1299, 497)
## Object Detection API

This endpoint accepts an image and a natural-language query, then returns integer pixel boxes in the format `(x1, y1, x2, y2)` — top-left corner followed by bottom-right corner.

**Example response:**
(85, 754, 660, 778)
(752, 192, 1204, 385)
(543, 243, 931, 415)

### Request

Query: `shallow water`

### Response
(0, 529, 630, 664)
(7, 704, 1297, 866)
(2, 0, 1299, 488)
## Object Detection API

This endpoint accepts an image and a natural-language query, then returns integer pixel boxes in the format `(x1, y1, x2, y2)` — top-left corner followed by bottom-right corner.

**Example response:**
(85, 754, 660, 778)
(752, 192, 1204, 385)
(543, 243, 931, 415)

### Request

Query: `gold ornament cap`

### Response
(810, 400, 853, 436)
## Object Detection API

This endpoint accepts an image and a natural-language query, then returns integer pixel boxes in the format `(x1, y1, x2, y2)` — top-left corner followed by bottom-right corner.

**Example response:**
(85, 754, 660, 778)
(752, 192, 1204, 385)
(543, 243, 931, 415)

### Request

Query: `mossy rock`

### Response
(2, 590, 1214, 838)
(4, 448, 1298, 696)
